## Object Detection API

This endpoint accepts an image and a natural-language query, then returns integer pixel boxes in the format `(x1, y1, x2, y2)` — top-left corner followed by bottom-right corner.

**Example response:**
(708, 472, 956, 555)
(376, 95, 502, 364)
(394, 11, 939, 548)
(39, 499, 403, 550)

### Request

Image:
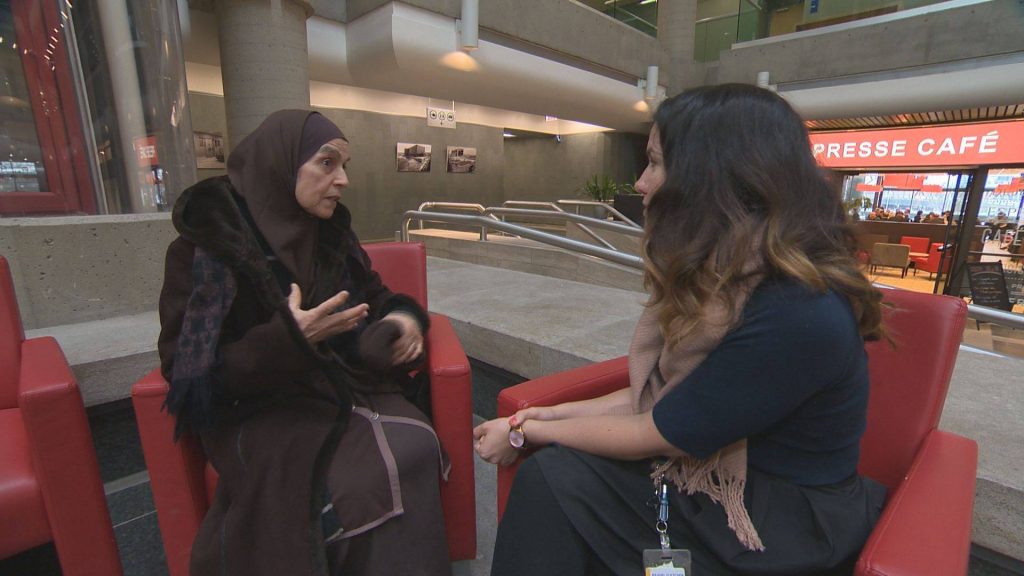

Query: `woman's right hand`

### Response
(287, 283, 369, 344)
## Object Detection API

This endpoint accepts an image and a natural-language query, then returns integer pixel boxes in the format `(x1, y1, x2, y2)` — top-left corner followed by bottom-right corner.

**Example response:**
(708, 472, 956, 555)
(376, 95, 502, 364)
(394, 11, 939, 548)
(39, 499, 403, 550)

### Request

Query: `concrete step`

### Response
(26, 311, 159, 407)
(410, 228, 644, 293)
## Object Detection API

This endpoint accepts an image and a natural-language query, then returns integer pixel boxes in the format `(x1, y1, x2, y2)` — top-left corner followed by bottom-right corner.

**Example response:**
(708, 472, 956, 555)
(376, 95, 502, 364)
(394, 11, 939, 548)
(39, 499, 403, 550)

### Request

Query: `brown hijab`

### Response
(226, 110, 346, 301)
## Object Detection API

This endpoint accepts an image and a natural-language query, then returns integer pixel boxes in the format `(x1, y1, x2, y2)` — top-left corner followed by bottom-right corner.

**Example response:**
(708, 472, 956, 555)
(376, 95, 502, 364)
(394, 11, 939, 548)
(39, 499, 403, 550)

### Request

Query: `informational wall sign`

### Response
(427, 106, 457, 129)
(808, 120, 1024, 168)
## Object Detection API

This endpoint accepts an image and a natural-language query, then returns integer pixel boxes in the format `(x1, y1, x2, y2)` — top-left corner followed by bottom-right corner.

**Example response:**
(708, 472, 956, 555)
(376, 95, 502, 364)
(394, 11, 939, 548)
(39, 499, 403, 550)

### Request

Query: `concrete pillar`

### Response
(657, 0, 697, 61)
(216, 0, 313, 151)
(656, 0, 698, 93)
(96, 1, 148, 213)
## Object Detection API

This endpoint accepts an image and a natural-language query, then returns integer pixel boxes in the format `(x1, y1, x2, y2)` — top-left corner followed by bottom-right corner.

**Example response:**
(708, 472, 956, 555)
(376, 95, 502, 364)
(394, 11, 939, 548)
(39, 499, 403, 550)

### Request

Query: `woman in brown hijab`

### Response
(158, 110, 451, 575)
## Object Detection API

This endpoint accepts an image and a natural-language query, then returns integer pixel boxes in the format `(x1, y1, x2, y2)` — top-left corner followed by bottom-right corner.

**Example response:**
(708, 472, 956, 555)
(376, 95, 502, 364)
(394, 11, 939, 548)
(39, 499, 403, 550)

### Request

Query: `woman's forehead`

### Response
(319, 138, 350, 157)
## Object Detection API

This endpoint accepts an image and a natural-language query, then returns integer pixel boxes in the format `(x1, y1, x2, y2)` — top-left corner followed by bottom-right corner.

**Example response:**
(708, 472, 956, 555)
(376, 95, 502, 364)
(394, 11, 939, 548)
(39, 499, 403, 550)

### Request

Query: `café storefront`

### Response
(809, 120, 1024, 309)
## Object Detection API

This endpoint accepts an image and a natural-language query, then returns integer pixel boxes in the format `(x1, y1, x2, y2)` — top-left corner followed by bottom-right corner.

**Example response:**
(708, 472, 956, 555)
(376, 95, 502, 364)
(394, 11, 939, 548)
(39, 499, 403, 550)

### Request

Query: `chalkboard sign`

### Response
(965, 261, 1012, 311)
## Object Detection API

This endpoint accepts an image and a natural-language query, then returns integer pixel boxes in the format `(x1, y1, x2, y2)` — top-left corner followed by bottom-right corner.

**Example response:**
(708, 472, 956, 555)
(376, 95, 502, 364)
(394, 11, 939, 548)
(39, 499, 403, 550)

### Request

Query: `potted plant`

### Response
(579, 174, 620, 203)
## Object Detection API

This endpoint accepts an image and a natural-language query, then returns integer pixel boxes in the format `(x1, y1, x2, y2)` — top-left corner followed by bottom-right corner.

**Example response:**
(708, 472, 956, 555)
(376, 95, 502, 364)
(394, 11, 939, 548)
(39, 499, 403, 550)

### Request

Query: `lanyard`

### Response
(656, 476, 671, 552)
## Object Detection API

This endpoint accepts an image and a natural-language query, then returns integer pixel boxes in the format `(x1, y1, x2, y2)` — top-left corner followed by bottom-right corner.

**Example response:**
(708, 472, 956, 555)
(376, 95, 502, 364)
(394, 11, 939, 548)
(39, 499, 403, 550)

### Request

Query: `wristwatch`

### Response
(508, 423, 528, 451)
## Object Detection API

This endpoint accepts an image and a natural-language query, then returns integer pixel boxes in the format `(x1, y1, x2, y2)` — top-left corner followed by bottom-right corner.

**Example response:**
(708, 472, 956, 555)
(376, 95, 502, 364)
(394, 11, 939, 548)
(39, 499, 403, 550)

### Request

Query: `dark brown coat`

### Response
(158, 176, 437, 575)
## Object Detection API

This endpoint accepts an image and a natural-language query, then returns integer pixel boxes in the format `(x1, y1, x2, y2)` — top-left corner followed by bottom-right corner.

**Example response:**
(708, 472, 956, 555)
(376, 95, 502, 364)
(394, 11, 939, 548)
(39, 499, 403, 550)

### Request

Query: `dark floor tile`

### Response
(970, 545, 1024, 576)
(470, 358, 526, 420)
(0, 543, 61, 576)
(87, 399, 147, 483)
(107, 481, 156, 526)
(114, 511, 168, 576)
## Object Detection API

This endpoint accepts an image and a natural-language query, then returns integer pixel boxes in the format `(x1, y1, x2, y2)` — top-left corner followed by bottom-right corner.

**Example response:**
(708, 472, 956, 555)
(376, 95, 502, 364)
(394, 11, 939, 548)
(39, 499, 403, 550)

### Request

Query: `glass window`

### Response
(0, 0, 95, 214)
(0, 3, 49, 194)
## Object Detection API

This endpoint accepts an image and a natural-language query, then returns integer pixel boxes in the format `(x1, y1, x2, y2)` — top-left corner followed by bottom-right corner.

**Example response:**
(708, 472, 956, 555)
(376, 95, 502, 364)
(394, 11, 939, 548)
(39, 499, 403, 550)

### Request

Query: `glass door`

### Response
(841, 170, 971, 295)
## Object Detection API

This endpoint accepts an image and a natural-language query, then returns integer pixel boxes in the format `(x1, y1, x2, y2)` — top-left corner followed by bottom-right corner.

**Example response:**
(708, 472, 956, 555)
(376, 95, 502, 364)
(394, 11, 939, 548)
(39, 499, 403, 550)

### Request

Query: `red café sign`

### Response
(809, 120, 1024, 168)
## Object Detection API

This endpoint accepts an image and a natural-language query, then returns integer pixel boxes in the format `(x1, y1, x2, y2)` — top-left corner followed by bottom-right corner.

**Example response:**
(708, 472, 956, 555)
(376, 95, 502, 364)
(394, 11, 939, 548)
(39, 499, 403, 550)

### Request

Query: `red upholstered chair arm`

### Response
(424, 313, 477, 561)
(855, 429, 978, 576)
(132, 368, 209, 576)
(18, 337, 122, 576)
(495, 356, 630, 518)
(496, 356, 630, 417)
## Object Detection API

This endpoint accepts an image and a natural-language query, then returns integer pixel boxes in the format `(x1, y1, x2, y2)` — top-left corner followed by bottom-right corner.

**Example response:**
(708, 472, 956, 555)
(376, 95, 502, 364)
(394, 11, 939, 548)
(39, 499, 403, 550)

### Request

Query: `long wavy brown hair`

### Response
(643, 84, 883, 345)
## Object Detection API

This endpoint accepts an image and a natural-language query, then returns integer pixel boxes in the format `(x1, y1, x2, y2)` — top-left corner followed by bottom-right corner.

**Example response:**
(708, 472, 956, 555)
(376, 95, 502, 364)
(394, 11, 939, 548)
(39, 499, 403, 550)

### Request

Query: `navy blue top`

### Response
(651, 278, 869, 486)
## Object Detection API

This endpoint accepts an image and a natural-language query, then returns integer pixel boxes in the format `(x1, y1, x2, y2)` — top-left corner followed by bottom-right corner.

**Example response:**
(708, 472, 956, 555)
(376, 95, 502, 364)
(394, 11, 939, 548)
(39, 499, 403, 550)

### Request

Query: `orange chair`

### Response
(0, 256, 123, 575)
(911, 242, 952, 279)
(132, 242, 475, 576)
(496, 288, 976, 576)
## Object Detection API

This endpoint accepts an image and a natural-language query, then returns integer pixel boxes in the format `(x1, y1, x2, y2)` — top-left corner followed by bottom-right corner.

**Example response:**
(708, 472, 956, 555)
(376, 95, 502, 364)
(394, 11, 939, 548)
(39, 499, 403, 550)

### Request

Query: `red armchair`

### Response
(132, 242, 476, 576)
(911, 243, 952, 279)
(899, 235, 930, 257)
(0, 256, 122, 574)
(497, 288, 976, 576)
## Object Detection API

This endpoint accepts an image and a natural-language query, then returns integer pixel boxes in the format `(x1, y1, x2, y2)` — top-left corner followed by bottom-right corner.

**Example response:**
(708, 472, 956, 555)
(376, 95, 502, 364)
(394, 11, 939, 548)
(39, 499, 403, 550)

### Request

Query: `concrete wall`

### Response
(315, 107, 505, 241)
(0, 215, 175, 330)
(718, 0, 1024, 85)
(502, 132, 646, 202)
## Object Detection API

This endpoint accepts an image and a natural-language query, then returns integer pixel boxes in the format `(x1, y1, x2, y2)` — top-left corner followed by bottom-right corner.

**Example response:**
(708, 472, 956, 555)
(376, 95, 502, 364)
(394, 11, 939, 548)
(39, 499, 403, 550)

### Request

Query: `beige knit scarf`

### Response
(629, 269, 766, 552)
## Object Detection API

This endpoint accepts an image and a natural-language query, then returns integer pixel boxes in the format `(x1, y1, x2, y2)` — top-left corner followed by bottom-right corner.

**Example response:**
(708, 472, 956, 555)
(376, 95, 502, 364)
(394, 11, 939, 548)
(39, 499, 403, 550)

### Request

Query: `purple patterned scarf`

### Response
(165, 246, 237, 438)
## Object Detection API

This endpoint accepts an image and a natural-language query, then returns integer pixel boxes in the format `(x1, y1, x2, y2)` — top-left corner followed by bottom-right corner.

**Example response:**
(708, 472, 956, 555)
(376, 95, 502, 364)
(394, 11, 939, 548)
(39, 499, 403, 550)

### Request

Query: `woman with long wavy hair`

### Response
(474, 84, 888, 575)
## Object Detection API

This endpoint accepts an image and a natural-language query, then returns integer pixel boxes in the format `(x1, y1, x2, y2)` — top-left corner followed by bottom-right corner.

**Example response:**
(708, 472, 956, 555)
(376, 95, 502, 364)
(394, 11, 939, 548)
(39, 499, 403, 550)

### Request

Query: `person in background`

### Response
(913, 210, 924, 223)
(158, 110, 450, 576)
(474, 84, 887, 576)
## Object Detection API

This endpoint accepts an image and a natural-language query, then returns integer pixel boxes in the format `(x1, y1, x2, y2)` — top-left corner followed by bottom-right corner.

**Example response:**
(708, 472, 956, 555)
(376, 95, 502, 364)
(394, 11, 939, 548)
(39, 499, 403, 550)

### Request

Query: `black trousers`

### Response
(492, 445, 886, 576)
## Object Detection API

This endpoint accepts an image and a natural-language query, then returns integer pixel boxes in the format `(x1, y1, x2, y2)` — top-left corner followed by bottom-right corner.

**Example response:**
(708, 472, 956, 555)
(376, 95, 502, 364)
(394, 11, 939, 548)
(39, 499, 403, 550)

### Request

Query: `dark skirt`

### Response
(493, 445, 886, 576)
(323, 393, 451, 576)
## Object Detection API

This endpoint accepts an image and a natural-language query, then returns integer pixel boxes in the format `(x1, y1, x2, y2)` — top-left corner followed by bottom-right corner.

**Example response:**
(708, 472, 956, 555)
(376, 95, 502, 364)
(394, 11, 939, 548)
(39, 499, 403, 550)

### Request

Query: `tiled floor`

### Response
(2, 360, 1021, 576)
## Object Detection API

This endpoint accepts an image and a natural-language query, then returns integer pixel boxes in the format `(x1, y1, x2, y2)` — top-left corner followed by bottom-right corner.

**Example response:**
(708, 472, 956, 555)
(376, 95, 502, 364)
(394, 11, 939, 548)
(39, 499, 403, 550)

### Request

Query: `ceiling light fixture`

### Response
(460, 0, 479, 51)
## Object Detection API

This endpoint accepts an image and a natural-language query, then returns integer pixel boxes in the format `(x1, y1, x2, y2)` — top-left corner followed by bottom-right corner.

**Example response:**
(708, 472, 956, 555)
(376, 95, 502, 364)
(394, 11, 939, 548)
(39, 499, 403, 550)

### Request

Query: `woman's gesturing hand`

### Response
(288, 283, 369, 344)
(473, 418, 519, 467)
(383, 311, 423, 365)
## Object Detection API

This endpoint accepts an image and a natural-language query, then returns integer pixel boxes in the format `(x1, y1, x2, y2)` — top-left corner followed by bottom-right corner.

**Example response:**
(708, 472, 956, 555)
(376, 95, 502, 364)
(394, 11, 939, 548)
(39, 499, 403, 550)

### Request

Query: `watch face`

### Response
(509, 426, 526, 449)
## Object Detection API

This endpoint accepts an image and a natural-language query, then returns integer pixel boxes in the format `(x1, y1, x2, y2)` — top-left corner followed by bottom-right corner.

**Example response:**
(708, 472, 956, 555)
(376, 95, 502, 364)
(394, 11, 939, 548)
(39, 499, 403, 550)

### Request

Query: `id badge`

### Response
(643, 549, 691, 575)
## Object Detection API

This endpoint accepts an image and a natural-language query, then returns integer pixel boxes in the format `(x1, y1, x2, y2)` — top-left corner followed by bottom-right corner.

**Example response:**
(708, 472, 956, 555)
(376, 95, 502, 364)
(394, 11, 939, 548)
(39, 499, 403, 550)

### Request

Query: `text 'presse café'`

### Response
(807, 119, 1024, 303)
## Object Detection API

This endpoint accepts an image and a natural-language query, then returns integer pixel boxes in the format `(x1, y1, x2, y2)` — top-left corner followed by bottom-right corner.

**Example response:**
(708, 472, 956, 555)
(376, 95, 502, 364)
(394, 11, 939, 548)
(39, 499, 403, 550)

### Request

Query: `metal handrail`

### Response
(557, 199, 641, 228)
(966, 304, 1024, 329)
(501, 201, 565, 212)
(416, 202, 489, 230)
(490, 208, 613, 250)
(483, 208, 643, 237)
(484, 207, 643, 251)
(407, 209, 1024, 332)
(401, 210, 644, 269)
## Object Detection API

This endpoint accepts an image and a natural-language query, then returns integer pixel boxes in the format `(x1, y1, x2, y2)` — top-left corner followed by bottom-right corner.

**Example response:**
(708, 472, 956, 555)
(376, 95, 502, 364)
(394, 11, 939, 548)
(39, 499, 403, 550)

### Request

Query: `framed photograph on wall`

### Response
(194, 131, 226, 169)
(446, 146, 477, 173)
(397, 142, 432, 172)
